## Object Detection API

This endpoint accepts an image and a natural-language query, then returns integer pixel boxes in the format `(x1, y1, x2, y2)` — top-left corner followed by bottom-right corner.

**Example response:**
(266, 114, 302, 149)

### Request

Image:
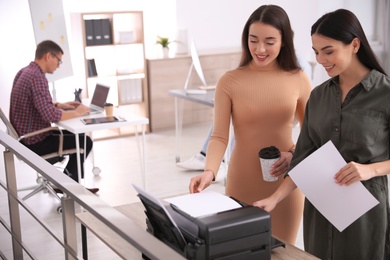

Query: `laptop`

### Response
(88, 83, 110, 114)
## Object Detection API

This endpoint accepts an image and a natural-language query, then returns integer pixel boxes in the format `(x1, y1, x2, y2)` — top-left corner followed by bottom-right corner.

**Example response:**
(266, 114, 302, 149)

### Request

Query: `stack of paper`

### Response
(164, 190, 242, 218)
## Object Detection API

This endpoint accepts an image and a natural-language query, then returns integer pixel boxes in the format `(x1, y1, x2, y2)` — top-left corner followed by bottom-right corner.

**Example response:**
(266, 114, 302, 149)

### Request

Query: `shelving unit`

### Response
(72, 11, 149, 139)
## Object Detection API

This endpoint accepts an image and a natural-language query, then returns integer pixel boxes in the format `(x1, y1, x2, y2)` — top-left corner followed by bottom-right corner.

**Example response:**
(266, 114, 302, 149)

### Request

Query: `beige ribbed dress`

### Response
(205, 62, 312, 244)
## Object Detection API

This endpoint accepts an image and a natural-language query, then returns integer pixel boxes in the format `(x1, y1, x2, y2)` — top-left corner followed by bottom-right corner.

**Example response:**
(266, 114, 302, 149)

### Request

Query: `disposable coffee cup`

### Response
(104, 103, 114, 117)
(259, 146, 280, 182)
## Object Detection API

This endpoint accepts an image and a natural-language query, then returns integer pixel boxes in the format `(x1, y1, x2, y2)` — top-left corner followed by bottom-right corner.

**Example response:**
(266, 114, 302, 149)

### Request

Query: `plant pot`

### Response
(162, 47, 169, 58)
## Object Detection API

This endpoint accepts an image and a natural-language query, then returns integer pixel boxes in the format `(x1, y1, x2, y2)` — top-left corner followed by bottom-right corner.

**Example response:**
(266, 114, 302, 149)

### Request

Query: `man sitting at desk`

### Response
(10, 40, 98, 193)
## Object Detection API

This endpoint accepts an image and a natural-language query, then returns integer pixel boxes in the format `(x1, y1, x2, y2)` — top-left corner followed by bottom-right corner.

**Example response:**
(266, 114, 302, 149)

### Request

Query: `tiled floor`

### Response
(0, 122, 303, 259)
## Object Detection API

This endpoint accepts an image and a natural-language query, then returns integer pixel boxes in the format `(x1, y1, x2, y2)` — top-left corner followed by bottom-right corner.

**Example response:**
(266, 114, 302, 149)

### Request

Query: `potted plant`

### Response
(156, 36, 171, 48)
(156, 36, 171, 57)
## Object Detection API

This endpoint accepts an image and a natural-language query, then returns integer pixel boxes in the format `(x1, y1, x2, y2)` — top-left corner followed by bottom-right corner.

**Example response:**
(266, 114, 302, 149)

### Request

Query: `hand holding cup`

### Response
(259, 146, 280, 182)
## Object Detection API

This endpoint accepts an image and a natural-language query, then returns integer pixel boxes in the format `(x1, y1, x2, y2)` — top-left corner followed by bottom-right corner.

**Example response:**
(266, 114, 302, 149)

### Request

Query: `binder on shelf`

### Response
(84, 19, 95, 46)
(93, 19, 104, 45)
(119, 78, 143, 105)
(87, 59, 98, 77)
(101, 19, 112, 44)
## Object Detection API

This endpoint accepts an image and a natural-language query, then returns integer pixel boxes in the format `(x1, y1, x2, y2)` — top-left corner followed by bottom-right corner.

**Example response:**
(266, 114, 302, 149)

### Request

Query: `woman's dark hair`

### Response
(35, 40, 64, 59)
(239, 4, 299, 71)
(311, 9, 386, 75)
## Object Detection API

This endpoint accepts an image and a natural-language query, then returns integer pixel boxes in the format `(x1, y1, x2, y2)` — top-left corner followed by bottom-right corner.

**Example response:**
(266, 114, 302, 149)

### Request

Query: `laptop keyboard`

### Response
(86, 106, 103, 114)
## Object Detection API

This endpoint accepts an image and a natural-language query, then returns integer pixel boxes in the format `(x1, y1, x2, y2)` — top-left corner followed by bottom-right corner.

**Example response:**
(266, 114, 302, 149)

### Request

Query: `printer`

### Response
(137, 193, 283, 260)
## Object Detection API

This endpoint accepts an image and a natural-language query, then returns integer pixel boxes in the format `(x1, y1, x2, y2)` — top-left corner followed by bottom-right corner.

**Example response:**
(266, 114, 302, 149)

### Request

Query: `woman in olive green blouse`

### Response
(254, 9, 390, 260)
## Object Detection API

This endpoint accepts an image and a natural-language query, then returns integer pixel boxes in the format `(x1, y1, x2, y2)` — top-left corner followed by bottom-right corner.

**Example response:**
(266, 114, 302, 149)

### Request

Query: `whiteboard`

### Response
(29, 0, 73, 82)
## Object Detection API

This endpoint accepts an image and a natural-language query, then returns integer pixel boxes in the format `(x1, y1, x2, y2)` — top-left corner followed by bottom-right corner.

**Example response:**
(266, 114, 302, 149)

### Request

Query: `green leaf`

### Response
(156, 36, 171, 48)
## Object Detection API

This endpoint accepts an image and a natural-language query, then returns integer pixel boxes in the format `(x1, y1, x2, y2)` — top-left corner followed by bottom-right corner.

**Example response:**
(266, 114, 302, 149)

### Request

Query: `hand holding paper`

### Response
(288, 141, 379, 232)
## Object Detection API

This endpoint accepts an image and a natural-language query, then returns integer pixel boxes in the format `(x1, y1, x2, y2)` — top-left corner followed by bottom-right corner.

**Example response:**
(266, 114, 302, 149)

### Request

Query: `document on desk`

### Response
(289, 141, 379, 232)
(164, 190, 242, 218)
(81, 116, 121, 125)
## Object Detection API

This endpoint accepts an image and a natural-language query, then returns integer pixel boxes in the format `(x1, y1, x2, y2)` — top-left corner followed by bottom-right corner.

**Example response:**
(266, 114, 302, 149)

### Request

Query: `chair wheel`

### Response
(92, 167, 101, 176)
(57, 206, 63, 214)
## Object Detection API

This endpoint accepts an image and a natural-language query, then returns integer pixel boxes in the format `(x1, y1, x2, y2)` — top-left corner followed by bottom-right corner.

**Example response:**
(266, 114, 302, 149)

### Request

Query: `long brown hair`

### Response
(312, 9, 386, 76)
(239, 5, 299, 72)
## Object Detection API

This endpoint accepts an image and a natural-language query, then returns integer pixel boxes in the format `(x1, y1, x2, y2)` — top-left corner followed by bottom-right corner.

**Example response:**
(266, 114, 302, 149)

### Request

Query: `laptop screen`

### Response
(90, 84, 110, 108)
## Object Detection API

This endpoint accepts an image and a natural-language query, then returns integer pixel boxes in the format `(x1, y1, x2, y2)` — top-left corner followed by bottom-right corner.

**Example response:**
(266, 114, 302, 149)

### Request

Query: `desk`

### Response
(77, 202, 320, 259)
(168, 89, 215, 163)
(56, 113, 149, 188)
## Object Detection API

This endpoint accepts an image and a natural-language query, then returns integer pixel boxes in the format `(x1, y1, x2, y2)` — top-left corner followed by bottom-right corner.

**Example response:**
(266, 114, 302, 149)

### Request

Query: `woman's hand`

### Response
(254, 177, 297, 212)
(334, 161, 375, 186)
(269, 151, 293, 177)
(189, 170, 214, 193)
(253, 196, 278, 212)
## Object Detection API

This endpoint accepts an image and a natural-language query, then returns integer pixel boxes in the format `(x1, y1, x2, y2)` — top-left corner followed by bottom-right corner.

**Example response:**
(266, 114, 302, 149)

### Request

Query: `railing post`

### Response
(4, 150, 24, 259)
(61, 195, 78, 260)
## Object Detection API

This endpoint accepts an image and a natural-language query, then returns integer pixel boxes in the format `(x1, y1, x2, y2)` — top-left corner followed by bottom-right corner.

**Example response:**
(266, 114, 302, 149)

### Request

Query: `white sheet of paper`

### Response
(164, 190, 242, 218)
(289, 141, 379, 232)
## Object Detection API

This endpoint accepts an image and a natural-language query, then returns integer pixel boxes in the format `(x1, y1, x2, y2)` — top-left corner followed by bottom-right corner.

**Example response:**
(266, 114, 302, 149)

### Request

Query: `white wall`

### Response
(176, 0, 318, 61)
(0, 0, 36, 130)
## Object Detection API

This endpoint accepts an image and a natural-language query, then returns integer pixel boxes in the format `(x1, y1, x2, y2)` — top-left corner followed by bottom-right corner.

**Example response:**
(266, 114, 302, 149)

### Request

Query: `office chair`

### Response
(0, 107, 83, 208)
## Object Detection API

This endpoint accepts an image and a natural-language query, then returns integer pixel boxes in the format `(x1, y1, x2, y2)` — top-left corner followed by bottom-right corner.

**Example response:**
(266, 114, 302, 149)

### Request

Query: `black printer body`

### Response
(139, 194, 273, 260)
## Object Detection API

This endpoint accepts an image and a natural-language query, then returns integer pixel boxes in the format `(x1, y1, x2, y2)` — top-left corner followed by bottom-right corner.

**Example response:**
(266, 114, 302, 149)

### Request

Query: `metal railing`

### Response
(0, 130, 183, 259)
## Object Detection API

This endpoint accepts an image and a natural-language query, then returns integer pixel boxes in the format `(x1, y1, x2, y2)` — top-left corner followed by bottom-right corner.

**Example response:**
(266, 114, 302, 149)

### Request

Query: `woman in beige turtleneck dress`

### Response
(189, 5, 312, 245)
